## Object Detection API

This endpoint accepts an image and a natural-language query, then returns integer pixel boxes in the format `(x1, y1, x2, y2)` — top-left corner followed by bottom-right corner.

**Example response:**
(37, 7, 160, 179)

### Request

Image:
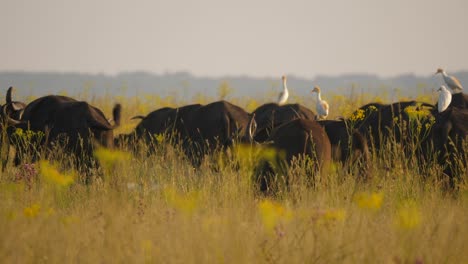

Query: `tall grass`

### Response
(0, 91, 467, 263)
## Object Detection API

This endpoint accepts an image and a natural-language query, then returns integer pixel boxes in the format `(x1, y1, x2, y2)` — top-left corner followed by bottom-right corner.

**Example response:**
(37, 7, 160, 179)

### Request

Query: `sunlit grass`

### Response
(0, 90, 465, 263)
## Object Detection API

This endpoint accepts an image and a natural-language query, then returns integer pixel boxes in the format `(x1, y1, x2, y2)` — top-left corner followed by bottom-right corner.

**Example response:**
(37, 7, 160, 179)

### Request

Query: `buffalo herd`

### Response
(1, 86, 468, 190)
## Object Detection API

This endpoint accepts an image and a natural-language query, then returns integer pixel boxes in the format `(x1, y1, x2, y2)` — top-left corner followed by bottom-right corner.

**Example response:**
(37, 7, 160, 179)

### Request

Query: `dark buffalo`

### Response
(353, 101, 434, 151)
(8, 95, 121, 169)
(178, 100, 255, 166)
(429, 106, 468, 187)
(1, 87, 26, 170)
(116, 104, 202, 149)
(121, 101, 255, 166)
(318, 119, 370, 176)
(252, 103, 316, 142)
(255, 118, 331, 193)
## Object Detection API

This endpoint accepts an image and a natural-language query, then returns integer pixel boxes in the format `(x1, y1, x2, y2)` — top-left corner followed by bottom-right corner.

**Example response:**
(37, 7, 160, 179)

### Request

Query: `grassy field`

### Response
(0, 90, 467, 263)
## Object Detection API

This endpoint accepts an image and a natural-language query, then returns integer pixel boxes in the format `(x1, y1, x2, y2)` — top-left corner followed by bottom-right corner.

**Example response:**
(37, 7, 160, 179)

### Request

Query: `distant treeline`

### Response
(1, 71, 466, 100)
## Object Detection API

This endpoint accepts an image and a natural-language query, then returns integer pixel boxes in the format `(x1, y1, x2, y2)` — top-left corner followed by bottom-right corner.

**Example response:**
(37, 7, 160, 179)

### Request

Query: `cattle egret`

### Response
(437, 85, 452, 113)
(311, 86, 329, 119)
(435, 68, 463, 94)
(277, 75, 289, 105)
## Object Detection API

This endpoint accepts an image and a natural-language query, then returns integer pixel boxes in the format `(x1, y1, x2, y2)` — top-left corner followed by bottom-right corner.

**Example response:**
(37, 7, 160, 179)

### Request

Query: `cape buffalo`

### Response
(429, 106, 468, 187)
(8, 95, 121, 169)
(116, 104, 203, 149)
(120, 100, 255, 166)
(178, 100, 255, 166)
(255, 118, 331, 193)
(318, 119, 369, 176)
(252, 103, 316, 142)
(353, 101, 434, 151)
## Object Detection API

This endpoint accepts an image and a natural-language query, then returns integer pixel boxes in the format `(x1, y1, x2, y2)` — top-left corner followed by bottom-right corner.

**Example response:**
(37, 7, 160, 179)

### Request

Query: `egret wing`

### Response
(449, 76, 464, 90)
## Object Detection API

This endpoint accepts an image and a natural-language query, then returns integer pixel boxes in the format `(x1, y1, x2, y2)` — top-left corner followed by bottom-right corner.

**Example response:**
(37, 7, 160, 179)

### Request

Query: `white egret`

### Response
(435, 68, 463, 93)
(277, 75, 289, 105)
(311, 86, 329, 119)
(437, 85, 452, 113)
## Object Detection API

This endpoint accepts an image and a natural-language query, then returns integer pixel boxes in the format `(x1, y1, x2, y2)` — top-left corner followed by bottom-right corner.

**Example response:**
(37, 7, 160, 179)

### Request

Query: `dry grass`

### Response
(0, 90, 467, 263)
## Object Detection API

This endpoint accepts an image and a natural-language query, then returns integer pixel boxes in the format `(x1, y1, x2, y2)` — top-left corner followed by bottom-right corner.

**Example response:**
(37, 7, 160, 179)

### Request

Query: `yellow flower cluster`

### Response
(368, 105, 378, 111)
(154, 133, 165, 144)
(233, 144, 284, 170)
(245, 99, 259, 112)
(350, 109, 365, 122)
(322, 208, 346, 222)
(22, 204, 55, 218)
(94, 147, 131, 170)
(349, 105, 378, 123)
(39, 160, 74, 187)
(14, 128, 45, 142)
(163, 187, 199, 215)
(405, 105, 431, 121)
(354, 192, 384, 211)
(258, 199, 293, 232)
(23, 203, 41, 218)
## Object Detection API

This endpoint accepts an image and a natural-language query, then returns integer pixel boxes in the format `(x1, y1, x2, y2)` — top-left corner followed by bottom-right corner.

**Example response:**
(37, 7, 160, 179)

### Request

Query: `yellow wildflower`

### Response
(94, 147, 131, 170)
(354, 192, 384, 211)
(322, 208, 346, 222)
(163, 187, 199, 215)
(154, 133, 165, 144)
(24, 203, 41, 218)
(39, 160, 74, 187)
(14, 129, 45, 142)
(234, 145, 283, 170)
(368, 105, 378, 111)
(405, 105, 431, 121)
(258, 199, 293, 232)
(245, 99, 259, 112)
(350, 109, 366, 122)
(14, 128, 24, 138)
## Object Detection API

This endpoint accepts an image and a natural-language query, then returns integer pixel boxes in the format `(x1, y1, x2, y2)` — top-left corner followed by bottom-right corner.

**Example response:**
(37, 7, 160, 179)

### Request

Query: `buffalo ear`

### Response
(6, 87, 13, 104)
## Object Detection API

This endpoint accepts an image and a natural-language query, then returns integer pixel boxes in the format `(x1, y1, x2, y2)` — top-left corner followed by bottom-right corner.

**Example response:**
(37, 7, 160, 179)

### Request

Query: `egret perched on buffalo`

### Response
(437, 85, 452, 113)
(311, 86, 329, 120)
(435, 68, 463, 93)
(277, 75, 289, 105)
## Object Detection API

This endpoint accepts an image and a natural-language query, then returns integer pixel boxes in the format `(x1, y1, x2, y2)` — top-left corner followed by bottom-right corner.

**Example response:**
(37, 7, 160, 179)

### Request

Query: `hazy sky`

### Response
(1, 0, 467, 78)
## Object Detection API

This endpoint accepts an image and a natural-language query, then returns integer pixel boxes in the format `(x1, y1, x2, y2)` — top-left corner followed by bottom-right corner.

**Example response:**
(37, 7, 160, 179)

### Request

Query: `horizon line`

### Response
(2, 69, 468, 80)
